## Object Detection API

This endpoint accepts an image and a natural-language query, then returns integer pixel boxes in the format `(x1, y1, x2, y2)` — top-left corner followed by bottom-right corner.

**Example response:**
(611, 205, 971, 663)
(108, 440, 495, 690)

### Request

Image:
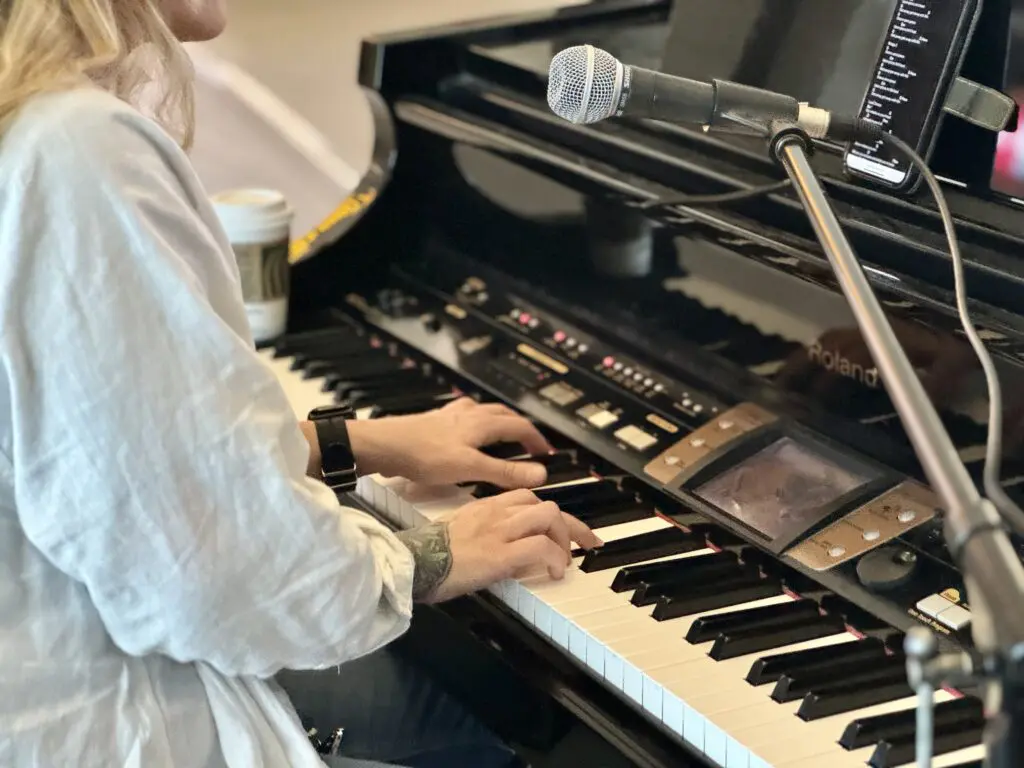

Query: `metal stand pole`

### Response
(766, 123, 1024, 768)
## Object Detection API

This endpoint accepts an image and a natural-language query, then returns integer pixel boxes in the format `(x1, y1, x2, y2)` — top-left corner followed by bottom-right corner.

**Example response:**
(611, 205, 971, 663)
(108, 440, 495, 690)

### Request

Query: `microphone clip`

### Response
(767, 122, 815, 167)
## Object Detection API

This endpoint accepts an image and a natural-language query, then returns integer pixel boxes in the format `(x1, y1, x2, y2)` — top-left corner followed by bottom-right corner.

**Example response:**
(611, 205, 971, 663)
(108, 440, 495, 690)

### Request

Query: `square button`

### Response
(915, 594, 951, 619)
(936, 604, 972, 631)
(588, 410, 619, 429)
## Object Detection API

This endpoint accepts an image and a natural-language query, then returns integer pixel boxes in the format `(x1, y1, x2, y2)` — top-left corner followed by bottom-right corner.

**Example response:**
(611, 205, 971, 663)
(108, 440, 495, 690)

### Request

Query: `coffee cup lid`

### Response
(212, 188, 293, 240)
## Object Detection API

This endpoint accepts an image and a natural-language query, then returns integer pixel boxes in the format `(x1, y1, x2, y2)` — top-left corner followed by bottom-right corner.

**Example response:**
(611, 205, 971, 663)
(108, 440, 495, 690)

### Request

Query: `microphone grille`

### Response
(547, 45, 622, 125)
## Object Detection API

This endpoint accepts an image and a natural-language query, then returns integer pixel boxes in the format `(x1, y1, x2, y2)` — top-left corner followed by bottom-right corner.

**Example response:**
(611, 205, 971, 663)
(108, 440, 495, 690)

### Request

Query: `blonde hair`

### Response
(0, 0, 195, 147)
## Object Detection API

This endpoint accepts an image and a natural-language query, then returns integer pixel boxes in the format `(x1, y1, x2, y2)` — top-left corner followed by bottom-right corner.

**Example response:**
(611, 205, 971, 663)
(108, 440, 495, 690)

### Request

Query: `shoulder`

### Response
(0, 87, 220, 245)
(2, 87, 192, 190)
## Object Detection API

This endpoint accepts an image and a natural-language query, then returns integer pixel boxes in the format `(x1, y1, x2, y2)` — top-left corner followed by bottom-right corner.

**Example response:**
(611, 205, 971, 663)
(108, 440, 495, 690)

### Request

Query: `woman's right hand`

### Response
(395, 489, 603, 604)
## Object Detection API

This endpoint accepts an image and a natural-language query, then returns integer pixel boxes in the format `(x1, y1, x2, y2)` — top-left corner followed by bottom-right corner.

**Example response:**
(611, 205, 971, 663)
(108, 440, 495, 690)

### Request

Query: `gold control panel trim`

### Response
(787, 481, 940, 571)
(643, 402, 778, 484)
(516, 343, 569, 375)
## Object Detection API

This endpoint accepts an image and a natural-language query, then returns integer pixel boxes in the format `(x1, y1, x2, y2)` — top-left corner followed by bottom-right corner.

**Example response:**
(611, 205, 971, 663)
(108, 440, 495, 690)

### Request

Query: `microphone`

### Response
(547, 45, 883, 144)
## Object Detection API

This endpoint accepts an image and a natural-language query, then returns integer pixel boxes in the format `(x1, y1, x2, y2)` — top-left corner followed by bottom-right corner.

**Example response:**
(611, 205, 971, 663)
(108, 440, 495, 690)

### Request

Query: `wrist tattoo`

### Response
(396, 523, 453, 602)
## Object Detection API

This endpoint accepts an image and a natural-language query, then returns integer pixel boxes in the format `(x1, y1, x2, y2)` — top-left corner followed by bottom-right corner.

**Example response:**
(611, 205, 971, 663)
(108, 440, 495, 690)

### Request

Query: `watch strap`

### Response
(308, 405, 359, 492)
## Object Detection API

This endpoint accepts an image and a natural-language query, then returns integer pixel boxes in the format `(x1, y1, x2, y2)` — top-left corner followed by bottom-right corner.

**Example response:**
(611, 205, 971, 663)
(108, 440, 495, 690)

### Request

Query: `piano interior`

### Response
(270, 1, 1024, 765)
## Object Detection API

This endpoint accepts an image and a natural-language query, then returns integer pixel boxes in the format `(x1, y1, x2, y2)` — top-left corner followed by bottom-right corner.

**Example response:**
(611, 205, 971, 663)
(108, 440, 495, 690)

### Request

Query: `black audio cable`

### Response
(883, 133, 1024, 535)
(637, 179, 792, 210)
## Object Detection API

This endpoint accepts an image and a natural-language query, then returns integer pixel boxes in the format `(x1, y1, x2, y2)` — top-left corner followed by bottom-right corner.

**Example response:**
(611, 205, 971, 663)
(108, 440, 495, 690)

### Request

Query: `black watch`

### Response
(308, 404, 359, 492)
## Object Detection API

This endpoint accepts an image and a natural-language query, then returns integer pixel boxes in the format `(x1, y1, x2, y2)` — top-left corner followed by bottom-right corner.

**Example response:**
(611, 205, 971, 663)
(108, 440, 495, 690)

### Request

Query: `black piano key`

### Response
(613, 550, 737, 594)
(840, 695, 982, 750)
(536, 428, 577, 452)
(326, 357, 411, 388)
(632, 561, 756, 607)
(580, 527, 701, 572)
(746, 636, 887, 685)
(708, 613, 846, 661)
(292, 345, 377, 371)
(481, 442, 529, 460)
(774, 652, 906, 703)
(299, 343, 387, 372)
(367, 392, 458, 418)
(274, 327, 364, 357)
(549, 466, 600, 485)
(472, 468, 597, 500)
(883, 632, 907, 654)
(533, 480, 621, 506)
(561, 495, 644, 523)
(869, 719, 984, 767)
(700, 525, 746, 549)
(797, 668, 912, 720)
(686, 598, 820, 644)
(652, 576, 781, 621)
(471, 467, 594, 499)
(557, 486, 633, 509)
(509, 451, 577, 471)
(345, 379, 439, 408)
(573, 504, 653, 529)
(333, 364, 423, 394)
(817, 593, 894, 633)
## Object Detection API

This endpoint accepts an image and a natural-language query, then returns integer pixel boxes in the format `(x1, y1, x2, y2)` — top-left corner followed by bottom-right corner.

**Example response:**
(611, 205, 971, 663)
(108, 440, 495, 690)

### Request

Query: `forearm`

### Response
(395, 523, 454, 603)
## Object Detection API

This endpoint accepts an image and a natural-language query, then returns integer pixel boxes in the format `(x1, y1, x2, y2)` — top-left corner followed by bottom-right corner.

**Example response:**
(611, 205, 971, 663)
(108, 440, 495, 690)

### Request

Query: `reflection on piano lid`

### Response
(271, 1, 1024, 764)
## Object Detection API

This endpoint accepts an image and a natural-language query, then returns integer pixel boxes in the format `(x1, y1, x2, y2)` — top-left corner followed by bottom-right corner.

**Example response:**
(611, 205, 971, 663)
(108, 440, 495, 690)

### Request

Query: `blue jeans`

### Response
(277, 647, 519, 768)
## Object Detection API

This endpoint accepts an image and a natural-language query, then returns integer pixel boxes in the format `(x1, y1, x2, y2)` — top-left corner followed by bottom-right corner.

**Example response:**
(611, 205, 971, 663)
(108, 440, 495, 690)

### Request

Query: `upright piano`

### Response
(266, 1, 1024, 765)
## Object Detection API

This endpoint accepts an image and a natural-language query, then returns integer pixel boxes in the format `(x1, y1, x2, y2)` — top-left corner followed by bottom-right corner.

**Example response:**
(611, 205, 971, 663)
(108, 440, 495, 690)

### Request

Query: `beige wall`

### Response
(187, 0, 581, 237)
(196, 0, 580, 174)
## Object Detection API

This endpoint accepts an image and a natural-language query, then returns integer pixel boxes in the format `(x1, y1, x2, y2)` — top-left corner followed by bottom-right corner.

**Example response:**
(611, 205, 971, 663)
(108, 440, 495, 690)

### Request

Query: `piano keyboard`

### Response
(259, 326, 986, 768)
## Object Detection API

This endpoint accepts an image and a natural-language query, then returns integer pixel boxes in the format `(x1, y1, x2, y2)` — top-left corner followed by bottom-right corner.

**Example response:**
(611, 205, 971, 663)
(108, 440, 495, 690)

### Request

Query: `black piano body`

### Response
(279, 1, 1024, 765)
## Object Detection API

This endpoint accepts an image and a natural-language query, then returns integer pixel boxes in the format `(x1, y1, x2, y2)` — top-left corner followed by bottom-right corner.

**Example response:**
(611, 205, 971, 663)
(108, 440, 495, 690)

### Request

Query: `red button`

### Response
(553, 331, 567, 343)
(518, 313, 531, 325)
(603, 356, 615, 368)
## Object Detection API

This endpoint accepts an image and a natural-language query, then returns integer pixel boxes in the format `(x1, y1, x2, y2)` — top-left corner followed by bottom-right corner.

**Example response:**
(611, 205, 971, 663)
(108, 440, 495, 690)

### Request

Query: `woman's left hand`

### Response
(345, 397, 553, 489)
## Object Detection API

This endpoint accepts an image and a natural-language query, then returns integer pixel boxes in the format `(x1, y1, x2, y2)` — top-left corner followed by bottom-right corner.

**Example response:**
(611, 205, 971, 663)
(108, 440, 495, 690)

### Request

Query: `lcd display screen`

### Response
(693, 436, 877, 542)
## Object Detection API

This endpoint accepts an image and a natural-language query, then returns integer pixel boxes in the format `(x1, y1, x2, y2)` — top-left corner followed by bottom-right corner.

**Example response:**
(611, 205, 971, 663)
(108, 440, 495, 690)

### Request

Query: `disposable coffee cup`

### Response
(212, 188, 294, 343)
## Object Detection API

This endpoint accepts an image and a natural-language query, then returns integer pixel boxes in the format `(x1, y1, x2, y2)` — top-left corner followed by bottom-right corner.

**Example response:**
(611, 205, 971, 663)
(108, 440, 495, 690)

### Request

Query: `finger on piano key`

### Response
(515, 516, 681, 623)
(480, 442, 530, 460)
(472, 462, 596, 498)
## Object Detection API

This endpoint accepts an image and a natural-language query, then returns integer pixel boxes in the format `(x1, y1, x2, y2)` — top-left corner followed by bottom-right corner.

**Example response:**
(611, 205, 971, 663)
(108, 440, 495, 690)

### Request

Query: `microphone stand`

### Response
(763, 123, 1024, 767)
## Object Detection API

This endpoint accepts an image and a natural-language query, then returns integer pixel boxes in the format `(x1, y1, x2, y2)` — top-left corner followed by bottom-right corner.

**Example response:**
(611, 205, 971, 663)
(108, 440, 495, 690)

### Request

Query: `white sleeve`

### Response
(3, 97, 414, 679)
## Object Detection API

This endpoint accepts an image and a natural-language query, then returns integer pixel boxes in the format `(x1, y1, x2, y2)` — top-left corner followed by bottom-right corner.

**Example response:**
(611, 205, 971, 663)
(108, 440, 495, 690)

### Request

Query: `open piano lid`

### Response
(296, 0, 1024, 547)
